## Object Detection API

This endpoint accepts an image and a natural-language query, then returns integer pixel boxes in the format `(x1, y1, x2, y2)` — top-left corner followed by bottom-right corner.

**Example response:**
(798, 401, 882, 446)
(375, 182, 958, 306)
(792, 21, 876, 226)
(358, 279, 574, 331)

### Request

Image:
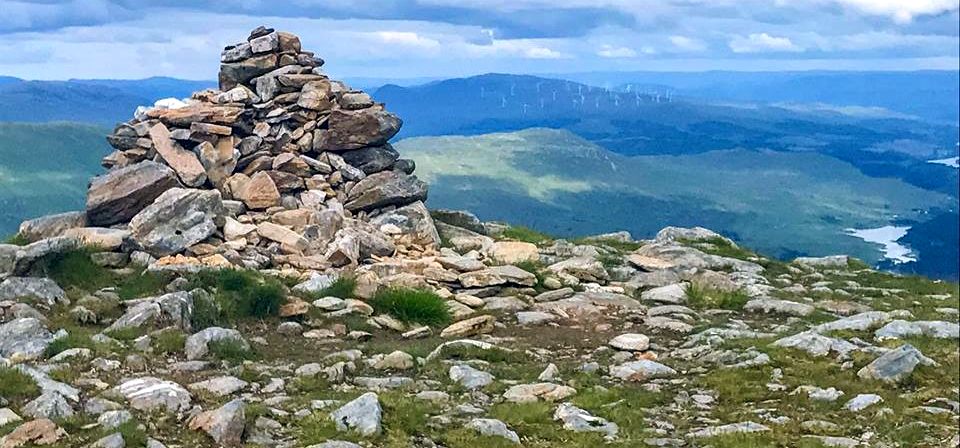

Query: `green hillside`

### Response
(398, 128, 953, 265)
(0, 122, 110, 234)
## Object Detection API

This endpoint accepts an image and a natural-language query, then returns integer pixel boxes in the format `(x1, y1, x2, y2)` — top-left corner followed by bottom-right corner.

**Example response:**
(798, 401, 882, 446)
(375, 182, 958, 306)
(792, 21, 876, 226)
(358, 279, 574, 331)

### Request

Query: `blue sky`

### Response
(1, 0, 958, 80)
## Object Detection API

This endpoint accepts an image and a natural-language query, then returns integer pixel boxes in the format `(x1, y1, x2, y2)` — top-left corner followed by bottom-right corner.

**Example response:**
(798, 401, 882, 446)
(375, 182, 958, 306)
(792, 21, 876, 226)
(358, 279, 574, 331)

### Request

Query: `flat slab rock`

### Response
(503, 383, 577, 403)
(609, 360, 677, 381)
(114, 377, 192, 413)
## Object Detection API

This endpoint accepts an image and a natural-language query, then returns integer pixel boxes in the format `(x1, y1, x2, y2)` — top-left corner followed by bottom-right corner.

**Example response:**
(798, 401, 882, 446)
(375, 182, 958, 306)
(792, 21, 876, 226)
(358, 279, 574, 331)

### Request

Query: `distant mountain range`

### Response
(551, 70, 960, 124)
(398, 128, 958, 280)
(0, 77, 213, 125)
(373, 73, 959, 198)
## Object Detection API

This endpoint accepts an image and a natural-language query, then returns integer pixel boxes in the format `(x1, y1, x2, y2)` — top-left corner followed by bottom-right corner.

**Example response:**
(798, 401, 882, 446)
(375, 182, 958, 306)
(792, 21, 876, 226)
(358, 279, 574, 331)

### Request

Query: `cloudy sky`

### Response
(1, 0, 958, 80)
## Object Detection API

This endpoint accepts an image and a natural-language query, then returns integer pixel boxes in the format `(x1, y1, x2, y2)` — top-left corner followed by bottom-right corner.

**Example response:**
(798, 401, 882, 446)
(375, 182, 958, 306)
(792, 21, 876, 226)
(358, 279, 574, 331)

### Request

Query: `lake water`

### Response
(928, 156, 959, 168)
(845, 226, 916, 264)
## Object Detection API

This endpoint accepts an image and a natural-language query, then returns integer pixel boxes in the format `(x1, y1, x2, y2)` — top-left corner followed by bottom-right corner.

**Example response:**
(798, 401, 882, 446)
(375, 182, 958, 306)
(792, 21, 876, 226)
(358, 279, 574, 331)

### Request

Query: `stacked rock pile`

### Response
(10, 26, 438, 274)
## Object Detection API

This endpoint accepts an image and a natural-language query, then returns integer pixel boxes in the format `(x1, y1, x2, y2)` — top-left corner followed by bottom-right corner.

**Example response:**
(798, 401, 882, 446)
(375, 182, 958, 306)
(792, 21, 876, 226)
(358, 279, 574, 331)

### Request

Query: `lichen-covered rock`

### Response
(130, 188, 225, 257)
(330, 393, 381, 436)
(0, 318, 53, 361)
(857, 344, 937, 383)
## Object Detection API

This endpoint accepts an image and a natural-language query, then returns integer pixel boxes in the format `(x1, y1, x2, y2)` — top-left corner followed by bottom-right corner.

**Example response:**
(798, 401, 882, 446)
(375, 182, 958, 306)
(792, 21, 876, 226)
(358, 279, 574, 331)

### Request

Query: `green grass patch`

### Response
(104, 326, 148, 341)
(371, 287, 452, 326)
(4, 233, 29, 246)
(297, 392, 439, 447)
(188, 269, 288, 325)
(500, 226, 553, 245)
(116, 271, 170, 300)
(571, 237, 643, 253)
(312, 276, 357, 299)
(596, 253, 622, 269)
(680, 236, 757, 261)
(0, 367, 39, 402)
(208, 339, 255, 363)
(152, 329, 187, 355)
(43, 333, 95, 357)
(37, 248, 116, 292)
(685, 284, 750, 310)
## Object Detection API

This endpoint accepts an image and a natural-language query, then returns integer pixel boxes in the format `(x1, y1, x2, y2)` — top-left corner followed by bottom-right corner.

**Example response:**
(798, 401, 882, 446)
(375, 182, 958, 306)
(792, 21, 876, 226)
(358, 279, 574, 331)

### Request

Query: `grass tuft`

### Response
(680, 236, 756, 261)
(152, 329, 187, 355)
(371, 287, 452, 326)
(208, 339, 255, 363)
(685, 283, 750, 310)
(313, 276, 357, 299)
(500, 226, 553, 245)
(44, 333, 95, 357)
(188, 269, 288, 325)
(4, 233, 30, 246)
(0, 367, 39, 402)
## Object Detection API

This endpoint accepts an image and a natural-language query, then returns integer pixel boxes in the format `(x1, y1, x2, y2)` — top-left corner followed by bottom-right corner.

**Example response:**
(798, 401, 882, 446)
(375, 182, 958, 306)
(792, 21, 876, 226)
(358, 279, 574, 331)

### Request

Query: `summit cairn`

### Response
(0, 26, 957, 448)
(67, 26, 435, 272)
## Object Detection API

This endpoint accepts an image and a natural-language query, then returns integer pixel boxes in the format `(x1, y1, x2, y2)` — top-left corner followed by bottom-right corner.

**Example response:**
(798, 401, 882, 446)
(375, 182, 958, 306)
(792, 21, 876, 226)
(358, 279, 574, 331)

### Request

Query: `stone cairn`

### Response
(8, 26, 440, 276)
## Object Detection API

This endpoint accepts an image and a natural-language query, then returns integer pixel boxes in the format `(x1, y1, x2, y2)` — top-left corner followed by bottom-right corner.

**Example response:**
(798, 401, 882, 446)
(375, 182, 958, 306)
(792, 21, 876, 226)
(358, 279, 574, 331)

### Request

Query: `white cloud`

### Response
(669, 35, 707, 52)
(470, 40, 570, 59)
(829, 0, 959, 23)
(373, 31, 441, 48)
(597, 44, 637, 58)
(729, 33, 804, 53)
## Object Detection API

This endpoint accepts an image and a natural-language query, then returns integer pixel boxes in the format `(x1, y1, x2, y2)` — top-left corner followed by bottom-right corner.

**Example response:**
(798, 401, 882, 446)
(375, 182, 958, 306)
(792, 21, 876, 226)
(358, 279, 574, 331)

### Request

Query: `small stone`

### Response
(465, 418, 520, 444)
(845, 394, 883, 412)
(608, 333, 650, 352)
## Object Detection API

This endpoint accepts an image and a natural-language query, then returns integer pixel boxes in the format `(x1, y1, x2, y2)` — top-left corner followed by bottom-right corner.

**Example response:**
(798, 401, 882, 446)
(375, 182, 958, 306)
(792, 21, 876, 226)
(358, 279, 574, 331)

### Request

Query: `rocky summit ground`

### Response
(0, 27, 959, 448)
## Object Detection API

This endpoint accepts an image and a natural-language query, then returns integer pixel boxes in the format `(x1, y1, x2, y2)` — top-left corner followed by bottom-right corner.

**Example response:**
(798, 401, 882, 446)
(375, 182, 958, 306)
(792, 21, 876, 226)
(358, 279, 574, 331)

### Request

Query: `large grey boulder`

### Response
(23, 392, 74, 420)
(771, 331, 857, 357)
(0, 318, 54, 361)
(449, 365, 494, 390)
(185, 327, 248, 360)
(113, 377, 192, 413)
(640, 283, 688, 304)
(17, 211, 87, 243)
(857, 344, 937, 383)
(344, 171, 427, 212)
(129, 188, 225, 257)
(11, 236, 82, 275)
(874, 320, 959, 341)
(330, 392, 382, 436)
(104, 291, 194, 333)
(189, 399, 246, 447)
(0, 277, 66, 307)
(313, 106, 401, 151)
(86, 160, 178, 226)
